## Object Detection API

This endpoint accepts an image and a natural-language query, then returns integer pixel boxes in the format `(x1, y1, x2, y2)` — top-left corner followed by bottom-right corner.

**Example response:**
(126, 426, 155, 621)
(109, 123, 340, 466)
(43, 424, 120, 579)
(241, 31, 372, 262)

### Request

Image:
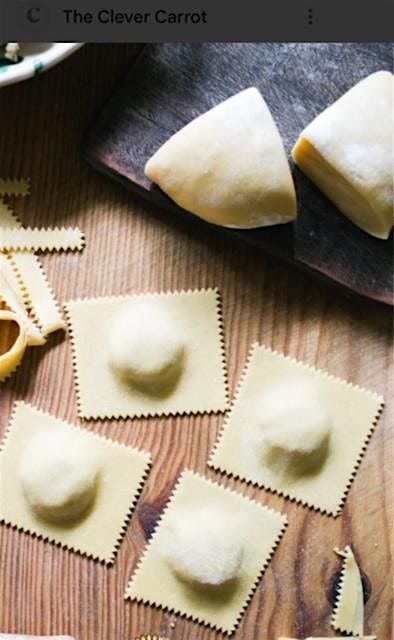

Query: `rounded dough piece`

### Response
(164, 506, 244, 587)
(108, 301, 185, 392)
(259, 381, 331, 477)
(18, 429, 101, 523)
(145, 87, 297, 229)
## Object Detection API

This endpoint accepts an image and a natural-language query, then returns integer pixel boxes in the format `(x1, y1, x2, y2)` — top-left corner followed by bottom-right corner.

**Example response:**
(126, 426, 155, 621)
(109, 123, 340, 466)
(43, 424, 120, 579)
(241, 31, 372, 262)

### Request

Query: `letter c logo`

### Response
(27, 6, 41, 23)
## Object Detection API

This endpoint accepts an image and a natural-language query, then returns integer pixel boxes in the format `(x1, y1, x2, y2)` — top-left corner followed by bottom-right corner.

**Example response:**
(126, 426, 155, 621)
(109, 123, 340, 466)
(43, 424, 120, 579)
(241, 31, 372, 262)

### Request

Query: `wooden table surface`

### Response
(0, 44, 392, 640)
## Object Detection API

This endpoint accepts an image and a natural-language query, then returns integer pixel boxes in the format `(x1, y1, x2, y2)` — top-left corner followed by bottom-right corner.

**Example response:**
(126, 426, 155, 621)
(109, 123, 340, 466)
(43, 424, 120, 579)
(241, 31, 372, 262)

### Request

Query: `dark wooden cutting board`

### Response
(85, 43, 393, 306)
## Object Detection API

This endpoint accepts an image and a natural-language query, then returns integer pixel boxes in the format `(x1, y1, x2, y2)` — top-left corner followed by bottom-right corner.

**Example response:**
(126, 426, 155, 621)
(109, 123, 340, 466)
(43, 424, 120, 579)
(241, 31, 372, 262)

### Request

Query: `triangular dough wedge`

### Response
(292, 71, 393, 239)
(145, 87, 297, 228)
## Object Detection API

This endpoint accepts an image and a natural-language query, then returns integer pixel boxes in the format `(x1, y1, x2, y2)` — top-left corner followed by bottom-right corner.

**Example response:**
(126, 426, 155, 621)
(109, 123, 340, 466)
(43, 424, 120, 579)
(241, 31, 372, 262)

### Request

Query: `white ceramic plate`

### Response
(0, 43, 83, 88)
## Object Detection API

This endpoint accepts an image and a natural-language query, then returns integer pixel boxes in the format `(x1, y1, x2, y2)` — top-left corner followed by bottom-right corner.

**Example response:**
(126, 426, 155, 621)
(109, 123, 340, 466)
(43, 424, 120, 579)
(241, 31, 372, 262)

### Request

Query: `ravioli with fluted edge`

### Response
(125, 470, 287, 633)
(0, 402, 151, 562)
(209, 344, 384, 515)
(65, 289, 228, 420)
(145, 87, 297, 229)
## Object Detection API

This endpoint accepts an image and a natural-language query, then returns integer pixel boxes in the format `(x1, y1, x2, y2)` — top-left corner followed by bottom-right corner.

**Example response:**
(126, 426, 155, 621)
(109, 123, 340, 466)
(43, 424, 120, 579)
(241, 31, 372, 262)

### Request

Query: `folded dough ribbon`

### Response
(0, 309, 28, 381)
(0, 226, 85, 252)
(0, 254, 45, 345)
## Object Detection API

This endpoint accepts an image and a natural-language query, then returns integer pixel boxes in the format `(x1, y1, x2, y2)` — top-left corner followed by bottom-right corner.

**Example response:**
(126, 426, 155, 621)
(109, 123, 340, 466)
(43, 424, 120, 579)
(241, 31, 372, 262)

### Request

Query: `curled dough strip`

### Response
(9, 252, 66, 334)
(0, 254, 45, 345)
(0, 226, 85, 252)
(0, 199, 65, 335)
(0, 310, 28, 381)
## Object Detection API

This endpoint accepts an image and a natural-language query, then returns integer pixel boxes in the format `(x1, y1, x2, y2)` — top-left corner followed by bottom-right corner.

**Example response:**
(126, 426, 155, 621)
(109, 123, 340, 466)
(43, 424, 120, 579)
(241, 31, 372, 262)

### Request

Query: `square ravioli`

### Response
(0, 402, 151, 563)
(125, 470, 287, 633)
(209, 344, 384, 515)
(65, 289, 228, 419)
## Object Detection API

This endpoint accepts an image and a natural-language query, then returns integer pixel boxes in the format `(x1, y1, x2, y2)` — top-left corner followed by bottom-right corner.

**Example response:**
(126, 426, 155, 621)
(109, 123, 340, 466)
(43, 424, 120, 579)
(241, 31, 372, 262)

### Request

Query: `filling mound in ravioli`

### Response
(258, 381, 331, 477)
(108, 301, 185, 394)
(164, 506, 244, 588)
(18, 429, 101, 523)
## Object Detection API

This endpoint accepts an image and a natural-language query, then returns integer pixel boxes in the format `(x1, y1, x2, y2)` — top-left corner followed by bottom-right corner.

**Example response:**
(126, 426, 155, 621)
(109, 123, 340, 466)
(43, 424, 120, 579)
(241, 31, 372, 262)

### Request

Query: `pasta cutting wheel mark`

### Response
(331, 546, 364, 636)
(0, 226, 85, 252)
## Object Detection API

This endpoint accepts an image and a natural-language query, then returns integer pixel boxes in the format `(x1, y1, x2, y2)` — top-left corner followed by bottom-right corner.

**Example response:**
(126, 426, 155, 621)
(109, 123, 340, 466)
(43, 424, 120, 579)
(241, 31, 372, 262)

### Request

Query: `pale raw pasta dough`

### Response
(0, 310, 27, 381)
(292, 71, 394, 239)
(125, 470, 287, 633)
(209, 345, 383, 514)
(332, 546, 364, 636)
(66, 289, 228, 419)
(164, 505, 244, 587)
(108, 300, 185, 392)
(0, 636, 75, 640)
(259, 380, 331, 478)
(278, 637, 376, 639)
(1, 402, 151, 562)
(18, 428, 101, 523)
(145, 87, 297, 229)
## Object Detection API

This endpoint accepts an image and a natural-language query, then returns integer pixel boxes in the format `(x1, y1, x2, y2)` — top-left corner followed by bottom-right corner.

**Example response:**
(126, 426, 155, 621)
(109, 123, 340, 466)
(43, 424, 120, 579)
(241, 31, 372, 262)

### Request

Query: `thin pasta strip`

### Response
(0, 226, 85, 252)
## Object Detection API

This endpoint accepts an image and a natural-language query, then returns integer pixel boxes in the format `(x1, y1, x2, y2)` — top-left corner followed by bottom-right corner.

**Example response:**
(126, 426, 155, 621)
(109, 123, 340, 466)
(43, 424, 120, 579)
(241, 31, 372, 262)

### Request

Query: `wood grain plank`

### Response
(0, 44, 392, 640)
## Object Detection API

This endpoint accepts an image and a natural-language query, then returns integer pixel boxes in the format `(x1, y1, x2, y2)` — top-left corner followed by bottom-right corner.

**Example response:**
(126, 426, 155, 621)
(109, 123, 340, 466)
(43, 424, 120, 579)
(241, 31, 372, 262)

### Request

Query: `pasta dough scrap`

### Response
(331, 546, 364, 635)
(164, 505, 244, 586)
(108, 301, 185, 392)
(0, 196, 65, 336)
(0, 226, 85, 252)
(145, 87, 297, 229)
(0, 178, 30, 197)
(66, 289, 228, 419)
(125, 470, 287, 633)
(209, 344, 384, 515)
(278, 637, 376, 639)
(0, 402, 151, 562)
(18, 429, 101, 523)
(0, 635, 75, 639)
(0, 310, 28, 381)
(134, 636, 169, 640)
(292, 71, 394, 239)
